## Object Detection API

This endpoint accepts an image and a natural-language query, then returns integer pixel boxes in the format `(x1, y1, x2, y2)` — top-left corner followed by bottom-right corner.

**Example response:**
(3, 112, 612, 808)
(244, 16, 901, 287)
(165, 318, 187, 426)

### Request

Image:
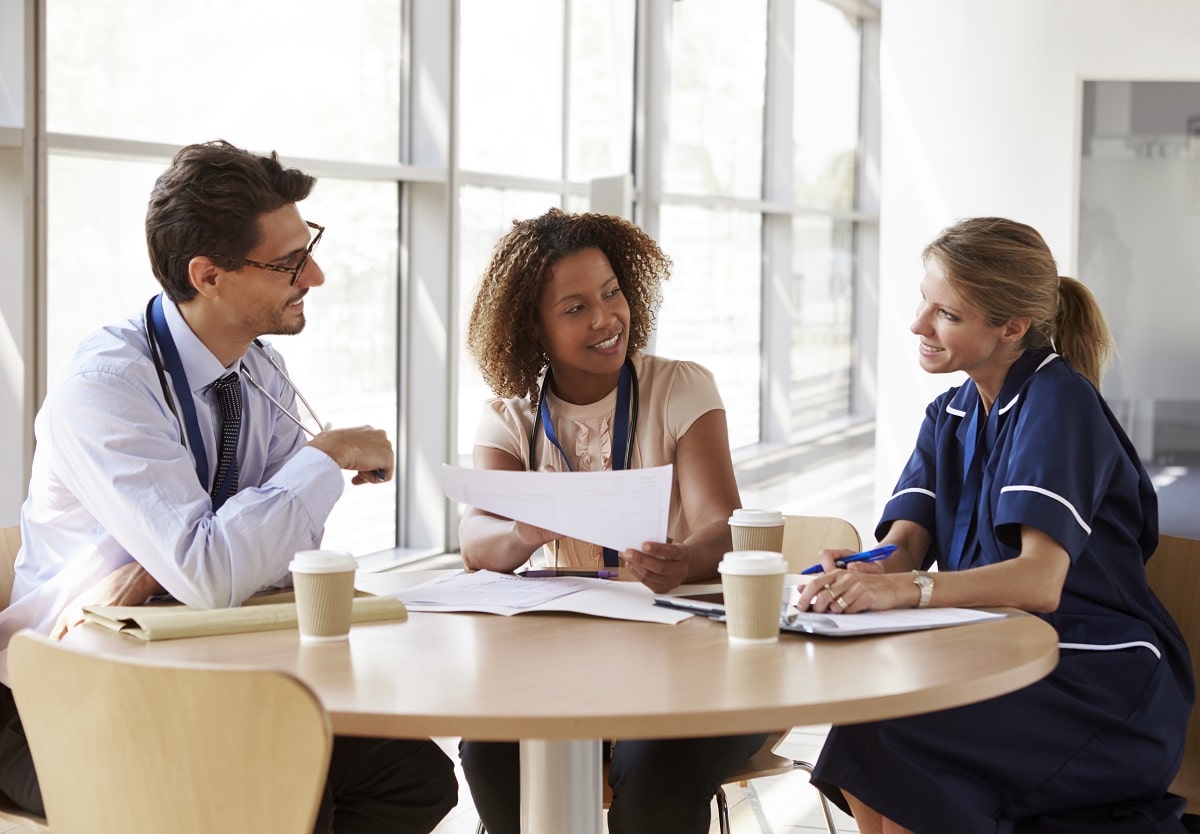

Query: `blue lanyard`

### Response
(533, 360, 637, 567)
(148, 296, 210, 491)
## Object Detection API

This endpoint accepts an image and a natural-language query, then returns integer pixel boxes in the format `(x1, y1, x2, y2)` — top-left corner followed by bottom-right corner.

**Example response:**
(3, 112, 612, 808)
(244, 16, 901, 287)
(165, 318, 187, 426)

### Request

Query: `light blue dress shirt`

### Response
(0, 295, 344, 677)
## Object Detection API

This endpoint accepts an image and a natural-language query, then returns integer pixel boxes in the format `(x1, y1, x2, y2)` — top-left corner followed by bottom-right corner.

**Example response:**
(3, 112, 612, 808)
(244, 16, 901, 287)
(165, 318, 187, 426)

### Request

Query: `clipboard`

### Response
(654, 592, 1007, 638)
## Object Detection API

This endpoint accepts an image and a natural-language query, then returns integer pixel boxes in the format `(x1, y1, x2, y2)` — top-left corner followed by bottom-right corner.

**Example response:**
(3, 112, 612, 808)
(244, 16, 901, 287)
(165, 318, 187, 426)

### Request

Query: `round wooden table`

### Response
(70, 607, 1058, 833)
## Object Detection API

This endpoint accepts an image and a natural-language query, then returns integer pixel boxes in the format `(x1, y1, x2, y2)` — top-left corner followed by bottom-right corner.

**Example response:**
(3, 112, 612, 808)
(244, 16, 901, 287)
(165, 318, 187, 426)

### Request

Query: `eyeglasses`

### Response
(233, 221, 324, 286)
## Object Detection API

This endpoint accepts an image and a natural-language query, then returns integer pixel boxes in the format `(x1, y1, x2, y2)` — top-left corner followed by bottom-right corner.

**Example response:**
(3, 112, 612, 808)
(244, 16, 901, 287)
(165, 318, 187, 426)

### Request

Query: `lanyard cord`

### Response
(528, 359, 639, 567)
(146, 295, 210, 489)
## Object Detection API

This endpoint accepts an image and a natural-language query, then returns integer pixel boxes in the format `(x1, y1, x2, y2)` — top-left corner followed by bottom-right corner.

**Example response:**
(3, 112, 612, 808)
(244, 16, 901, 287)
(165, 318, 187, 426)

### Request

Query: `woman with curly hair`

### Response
(458, 207, 766, 834)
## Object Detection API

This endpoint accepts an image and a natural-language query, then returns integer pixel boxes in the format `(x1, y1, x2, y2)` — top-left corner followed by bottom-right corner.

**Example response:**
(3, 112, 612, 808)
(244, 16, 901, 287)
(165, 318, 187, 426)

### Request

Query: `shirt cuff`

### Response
(270, 445, 346, 529)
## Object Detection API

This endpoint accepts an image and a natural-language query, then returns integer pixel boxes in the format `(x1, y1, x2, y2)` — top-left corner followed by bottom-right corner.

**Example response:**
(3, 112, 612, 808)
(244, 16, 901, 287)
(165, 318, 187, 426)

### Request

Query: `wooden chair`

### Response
(7, 629, 333, 834)
(1, 524, 23, 608)
(1145, 534, 1200, 813)
(781, 514, 863, 575)
(476, 515, 861, 834)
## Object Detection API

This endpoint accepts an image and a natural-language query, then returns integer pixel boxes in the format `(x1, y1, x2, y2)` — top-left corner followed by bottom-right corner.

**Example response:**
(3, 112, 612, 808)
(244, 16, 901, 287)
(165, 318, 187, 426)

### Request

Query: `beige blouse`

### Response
(473, 353, 725, 568)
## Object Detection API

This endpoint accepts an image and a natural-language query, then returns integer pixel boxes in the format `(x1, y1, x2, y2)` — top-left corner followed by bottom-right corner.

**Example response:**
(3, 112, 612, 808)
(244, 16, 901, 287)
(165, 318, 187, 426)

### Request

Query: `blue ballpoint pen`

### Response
(800, 544, 897, 575)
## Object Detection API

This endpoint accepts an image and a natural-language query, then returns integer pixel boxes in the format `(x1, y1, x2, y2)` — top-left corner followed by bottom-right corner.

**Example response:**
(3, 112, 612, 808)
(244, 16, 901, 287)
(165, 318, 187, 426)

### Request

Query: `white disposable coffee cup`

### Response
(289, 550, 358, 642)
(728, 509, 786, 553)
(718, 550, 787, 645)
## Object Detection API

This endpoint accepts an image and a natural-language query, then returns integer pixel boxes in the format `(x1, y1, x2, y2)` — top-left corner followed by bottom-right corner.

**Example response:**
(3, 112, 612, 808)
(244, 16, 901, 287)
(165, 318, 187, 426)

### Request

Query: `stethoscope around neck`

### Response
(144, 294, 326, 490)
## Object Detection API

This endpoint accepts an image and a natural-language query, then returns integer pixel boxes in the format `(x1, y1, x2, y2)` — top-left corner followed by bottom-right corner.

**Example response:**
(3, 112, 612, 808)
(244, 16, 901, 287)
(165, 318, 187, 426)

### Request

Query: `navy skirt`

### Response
(811, 647, 1191, 834)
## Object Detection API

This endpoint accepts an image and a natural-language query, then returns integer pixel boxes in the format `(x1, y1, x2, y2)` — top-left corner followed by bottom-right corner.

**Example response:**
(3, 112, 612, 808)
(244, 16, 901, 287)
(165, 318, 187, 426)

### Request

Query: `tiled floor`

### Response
(428, 726, 858, 834)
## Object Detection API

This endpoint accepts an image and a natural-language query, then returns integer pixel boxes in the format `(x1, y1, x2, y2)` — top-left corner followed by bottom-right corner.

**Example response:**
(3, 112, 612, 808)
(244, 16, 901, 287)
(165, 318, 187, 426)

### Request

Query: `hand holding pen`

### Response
(800, 544, 897, 575)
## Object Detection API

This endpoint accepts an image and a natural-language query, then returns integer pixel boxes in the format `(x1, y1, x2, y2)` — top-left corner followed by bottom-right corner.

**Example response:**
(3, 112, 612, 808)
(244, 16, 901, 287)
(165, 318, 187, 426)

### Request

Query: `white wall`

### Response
(873, 0, 1200, 517)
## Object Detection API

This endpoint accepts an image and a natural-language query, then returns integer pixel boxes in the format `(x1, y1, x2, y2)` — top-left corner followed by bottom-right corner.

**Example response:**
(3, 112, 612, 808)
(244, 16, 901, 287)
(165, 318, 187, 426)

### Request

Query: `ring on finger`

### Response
(835, 596, 849, 611)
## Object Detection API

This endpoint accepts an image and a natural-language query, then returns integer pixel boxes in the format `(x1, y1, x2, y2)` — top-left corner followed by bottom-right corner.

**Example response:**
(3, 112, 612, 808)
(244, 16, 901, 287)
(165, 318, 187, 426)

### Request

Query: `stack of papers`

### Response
(366, 570, 691, 624)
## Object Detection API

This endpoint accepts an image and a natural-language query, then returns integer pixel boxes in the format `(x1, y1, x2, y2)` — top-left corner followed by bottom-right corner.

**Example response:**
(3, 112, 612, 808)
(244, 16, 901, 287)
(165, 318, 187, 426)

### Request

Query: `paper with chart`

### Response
(441, 463, 672, 553)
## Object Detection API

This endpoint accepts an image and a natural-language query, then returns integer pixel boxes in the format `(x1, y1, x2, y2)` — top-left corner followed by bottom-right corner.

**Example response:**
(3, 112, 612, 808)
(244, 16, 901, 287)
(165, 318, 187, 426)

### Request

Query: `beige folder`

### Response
(82, 594, 408, 641)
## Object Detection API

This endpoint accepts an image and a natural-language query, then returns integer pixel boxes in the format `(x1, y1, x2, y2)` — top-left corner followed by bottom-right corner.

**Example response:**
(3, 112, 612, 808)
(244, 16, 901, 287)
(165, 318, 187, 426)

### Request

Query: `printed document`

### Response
(372, 570, 690, 624)
(442, 463, 672, 553)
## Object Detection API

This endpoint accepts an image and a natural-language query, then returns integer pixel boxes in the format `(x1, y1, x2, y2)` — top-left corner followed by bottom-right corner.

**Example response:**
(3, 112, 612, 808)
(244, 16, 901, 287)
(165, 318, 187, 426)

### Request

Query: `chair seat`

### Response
(722, 747, 795, 784)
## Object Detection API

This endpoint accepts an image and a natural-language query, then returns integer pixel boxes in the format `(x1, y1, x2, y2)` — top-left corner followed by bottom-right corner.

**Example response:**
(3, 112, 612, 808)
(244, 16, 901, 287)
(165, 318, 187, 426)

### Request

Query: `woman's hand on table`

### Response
(795, 559, 900, 614)
(622, 541, 691, 593)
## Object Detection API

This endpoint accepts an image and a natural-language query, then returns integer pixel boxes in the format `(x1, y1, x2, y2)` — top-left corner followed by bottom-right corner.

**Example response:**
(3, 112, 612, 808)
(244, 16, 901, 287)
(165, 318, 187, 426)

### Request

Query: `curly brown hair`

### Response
(466, 208, 671, 404)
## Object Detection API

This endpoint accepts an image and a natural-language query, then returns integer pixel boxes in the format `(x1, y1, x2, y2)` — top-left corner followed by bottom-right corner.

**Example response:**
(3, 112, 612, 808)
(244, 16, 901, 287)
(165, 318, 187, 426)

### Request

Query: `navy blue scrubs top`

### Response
(878, 348, 1190, 677)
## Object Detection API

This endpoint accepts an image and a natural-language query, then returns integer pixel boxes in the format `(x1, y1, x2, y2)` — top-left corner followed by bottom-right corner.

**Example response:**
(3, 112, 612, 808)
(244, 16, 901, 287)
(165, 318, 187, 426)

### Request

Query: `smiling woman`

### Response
(456, 207, 771, 834)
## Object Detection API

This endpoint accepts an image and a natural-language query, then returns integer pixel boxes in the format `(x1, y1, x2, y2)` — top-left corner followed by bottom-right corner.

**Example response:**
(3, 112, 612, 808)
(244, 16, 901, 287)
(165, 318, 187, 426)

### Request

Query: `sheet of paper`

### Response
(373, 570, 690, 624)
(779, 606, 1005, 637)
(441, 464, 672, 554)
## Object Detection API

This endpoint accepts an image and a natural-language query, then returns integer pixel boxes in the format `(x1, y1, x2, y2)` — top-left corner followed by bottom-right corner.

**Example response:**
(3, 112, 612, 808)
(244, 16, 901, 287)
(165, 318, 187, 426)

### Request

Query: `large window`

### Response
(8, 0, 879, 555)
(665, 0, 767, 199)
(46, 1, 403, 163)
(40, 0, 404, 554)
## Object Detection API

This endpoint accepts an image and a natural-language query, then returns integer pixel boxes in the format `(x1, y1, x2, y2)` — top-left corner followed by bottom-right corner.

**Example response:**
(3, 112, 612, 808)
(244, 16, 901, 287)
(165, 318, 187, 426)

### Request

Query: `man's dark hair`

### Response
(145, 139, 316, 302)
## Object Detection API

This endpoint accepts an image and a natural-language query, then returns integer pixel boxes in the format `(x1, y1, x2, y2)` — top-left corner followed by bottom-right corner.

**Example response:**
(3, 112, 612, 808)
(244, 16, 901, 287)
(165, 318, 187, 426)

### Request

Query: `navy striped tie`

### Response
(210, 372, 241, 510)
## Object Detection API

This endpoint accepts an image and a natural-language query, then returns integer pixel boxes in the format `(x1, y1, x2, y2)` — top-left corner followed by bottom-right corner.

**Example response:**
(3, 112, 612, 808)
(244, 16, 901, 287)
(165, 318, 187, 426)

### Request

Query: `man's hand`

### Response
(306, 426, 395, 485)
(52, 561, 165, 639)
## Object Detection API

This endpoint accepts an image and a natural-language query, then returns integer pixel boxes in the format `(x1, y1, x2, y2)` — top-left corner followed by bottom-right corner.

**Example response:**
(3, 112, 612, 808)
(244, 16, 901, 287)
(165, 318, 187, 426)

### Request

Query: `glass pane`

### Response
(794, 0, 861, 210)
(45, 0, 401, 162)
(790, 217, 854, 435)
(46, 155, 165, 378)
(1079, 80, 1200, 486)
(666, 0, 766, 198)
(459, 0, 564, 178)
(456, 186, 567, 464)
(279, 178, 399, 553)
(0, 2, 23, 128)
(567, 0, 636, 181)
(655, 206, 762, 449)
(45, 156, 398, 553)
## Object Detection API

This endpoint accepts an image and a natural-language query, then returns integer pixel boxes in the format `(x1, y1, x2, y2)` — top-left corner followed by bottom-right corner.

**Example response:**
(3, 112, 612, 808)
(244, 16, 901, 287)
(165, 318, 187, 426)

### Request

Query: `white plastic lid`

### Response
(728, 509, 785, 527)
(289, 549, 357, 574)
(718, 550, 787, 576)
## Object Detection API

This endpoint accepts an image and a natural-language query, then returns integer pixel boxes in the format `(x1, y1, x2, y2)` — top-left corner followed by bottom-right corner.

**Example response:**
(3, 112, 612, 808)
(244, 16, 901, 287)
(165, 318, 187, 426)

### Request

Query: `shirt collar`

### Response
(945, 347, 1058, 435)
(160, 294, 241, 393)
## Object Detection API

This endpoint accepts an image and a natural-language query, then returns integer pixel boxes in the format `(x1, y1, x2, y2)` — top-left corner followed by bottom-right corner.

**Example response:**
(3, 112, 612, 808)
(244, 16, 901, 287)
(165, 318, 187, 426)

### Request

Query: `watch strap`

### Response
(912, 570, 933, 608)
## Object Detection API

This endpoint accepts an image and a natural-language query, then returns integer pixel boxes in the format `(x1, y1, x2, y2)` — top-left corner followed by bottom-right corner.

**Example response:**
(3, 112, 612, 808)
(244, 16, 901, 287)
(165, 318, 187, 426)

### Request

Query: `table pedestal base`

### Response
(520, 739, 603, 834)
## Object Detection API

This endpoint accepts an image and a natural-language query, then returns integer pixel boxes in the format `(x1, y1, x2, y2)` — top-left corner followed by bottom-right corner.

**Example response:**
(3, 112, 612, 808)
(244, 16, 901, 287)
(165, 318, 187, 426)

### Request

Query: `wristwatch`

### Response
(912, 570, 934, 608)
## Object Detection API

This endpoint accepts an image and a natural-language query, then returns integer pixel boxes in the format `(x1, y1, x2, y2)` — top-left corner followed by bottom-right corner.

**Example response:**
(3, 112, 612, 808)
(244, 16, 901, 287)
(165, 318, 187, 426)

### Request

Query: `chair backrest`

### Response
(8, 630, 333, 834)
(1144, 534, 1200, 811)
(0, 525, 21, 609)
(781, 515, 862, 574)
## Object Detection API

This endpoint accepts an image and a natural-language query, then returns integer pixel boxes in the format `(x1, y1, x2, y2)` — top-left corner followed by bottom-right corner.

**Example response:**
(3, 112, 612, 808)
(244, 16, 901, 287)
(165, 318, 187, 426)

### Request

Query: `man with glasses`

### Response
(0, 140, 458, 833)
